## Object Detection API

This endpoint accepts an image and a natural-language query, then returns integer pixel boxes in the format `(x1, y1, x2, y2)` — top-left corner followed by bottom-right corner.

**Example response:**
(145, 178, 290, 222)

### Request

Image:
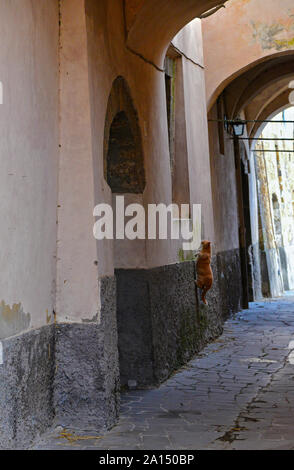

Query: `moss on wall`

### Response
(0, 301, 31, 340)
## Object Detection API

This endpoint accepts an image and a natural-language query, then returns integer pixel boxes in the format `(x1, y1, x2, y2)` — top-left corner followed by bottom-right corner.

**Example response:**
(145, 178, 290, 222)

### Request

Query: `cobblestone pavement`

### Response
(32, 293, 294, 450)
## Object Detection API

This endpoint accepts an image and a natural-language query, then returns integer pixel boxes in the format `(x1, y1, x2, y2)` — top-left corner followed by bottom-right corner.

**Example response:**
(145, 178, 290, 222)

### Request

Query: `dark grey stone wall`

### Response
(149, 262, 199, 384)
(150, 260, 223, 384)
(196, 255, 224, 345)
(100, 276, 121, 428)
(54, 276, 120, 432)
(0, 277, 120, 449)
(115, 269, 154, 388)
(0, 325, 55, 449)
(115, 248, 241, 388)
(0, 249, 242, 448)
(216, 248, 242, 320)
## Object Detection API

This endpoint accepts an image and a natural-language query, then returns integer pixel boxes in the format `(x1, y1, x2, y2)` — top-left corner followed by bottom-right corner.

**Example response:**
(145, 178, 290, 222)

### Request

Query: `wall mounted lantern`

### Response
(231, 118, 246, 137)
(224, 117, 246, 137)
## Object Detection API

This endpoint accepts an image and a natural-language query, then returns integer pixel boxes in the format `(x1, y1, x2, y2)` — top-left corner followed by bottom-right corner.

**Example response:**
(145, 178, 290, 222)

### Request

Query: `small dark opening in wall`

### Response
(106, 111, 145, 193)
(165, 74, 172, 145)
(164, 56, 176, 171)
(104, 76, 145, 194)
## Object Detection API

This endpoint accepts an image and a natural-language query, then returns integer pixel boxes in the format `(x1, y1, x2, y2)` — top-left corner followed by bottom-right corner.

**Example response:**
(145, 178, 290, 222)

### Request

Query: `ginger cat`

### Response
(195, 240, 213, 305)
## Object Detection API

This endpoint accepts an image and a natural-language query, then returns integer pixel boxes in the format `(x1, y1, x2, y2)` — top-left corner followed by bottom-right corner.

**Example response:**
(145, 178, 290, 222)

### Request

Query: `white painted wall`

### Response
(172, 18, 204, 67)
(172, 19, 216, 247)
(0, 0, 59, 333)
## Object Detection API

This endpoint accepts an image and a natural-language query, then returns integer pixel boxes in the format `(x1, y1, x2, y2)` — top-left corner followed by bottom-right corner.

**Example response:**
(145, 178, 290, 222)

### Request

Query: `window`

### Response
(164, 56, 176, 171)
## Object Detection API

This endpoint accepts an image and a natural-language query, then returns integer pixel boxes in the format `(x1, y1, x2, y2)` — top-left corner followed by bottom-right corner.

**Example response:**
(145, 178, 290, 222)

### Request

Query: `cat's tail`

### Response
(201, 286, 209, 305)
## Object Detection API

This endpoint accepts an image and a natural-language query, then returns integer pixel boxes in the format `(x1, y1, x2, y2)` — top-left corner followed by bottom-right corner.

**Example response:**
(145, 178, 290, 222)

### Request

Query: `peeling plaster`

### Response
(251, 15, 294, 51)
(0, 301, 31, 340)
(178, 249, 195, 262)
(82, 312, 99, 323)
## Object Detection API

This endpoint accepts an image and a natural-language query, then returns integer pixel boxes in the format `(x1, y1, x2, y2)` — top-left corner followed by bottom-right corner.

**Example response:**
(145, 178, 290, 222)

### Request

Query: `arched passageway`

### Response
(207, 49, 294, 303)
(3, 0, 294, 449)
(52, 0, 294, 449)
(202, 0, 294, 109)
(253, 108, 294, 295)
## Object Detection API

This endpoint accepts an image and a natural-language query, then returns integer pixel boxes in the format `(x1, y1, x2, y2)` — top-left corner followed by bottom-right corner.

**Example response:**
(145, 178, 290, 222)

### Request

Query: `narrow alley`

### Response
(1, 0, 294, 452)
(33, 293, 294, 450)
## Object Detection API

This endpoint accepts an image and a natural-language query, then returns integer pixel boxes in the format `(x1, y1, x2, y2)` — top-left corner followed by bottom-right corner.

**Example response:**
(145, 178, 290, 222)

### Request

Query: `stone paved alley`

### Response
(32, 293, 294, 450)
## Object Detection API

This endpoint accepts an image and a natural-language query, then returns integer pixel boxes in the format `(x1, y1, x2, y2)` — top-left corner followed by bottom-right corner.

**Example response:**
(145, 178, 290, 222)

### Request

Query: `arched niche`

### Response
(103, 76, 146, 271)
(103, 76, 145, 194)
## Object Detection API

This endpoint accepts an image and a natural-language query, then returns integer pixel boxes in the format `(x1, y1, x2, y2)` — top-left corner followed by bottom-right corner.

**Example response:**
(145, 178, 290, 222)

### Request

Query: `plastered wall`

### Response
(56, 1, 216, 322)
(202, 0, 294, 108)
(0, 0, 59, 337)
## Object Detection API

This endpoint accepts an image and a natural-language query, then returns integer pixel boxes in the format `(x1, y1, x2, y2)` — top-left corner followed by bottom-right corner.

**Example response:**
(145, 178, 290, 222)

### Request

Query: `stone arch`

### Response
(125, 0, 223, 69)
(250, 100, 293, 142)
(213, 53, 294, 121)
(202, 0, 294, 109)
(207, 52, 294, 303)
